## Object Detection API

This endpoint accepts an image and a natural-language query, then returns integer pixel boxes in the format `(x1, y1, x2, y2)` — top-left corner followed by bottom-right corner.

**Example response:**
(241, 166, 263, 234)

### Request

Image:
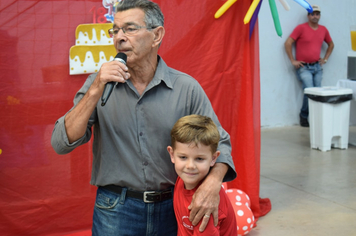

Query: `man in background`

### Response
(285, 4, 334, 127)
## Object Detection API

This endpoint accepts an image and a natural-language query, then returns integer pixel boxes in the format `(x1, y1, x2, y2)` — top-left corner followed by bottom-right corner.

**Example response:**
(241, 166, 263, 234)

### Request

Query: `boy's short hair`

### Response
(170, 114, 220, 153)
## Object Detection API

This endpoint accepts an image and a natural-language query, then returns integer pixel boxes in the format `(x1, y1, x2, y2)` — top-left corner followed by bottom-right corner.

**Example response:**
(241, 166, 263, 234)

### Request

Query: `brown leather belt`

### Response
(101, 185, 173, 203)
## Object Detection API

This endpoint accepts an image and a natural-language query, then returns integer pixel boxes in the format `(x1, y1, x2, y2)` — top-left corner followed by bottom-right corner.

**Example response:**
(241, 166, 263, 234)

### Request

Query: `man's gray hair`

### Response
(116, 0, 164, 28)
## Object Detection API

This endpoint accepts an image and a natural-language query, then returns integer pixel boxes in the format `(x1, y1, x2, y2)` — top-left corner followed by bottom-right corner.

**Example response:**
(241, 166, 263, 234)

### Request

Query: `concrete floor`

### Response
(249, 126, 356, 236)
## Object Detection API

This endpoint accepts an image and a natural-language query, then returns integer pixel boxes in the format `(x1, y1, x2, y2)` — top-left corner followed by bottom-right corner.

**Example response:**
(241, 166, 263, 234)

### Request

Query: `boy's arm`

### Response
(189, 163, 228, 232)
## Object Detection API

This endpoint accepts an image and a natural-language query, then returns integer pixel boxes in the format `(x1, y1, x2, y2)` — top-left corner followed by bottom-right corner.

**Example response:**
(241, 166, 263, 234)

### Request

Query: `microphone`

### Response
(101, 53, 127, 106)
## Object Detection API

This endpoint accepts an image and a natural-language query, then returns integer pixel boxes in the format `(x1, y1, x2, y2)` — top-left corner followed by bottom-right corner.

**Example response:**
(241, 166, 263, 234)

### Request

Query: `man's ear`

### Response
(167, 146, 175, 164)
(210, 151, 220, 166)
(152, 26, 165, 47)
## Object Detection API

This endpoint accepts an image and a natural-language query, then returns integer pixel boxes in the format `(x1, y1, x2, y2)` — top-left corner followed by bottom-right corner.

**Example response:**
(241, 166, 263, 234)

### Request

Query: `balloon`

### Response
(214, 0, 238, 19)
(234, 204, 255, 236)
(225, 188, 251, 207)
(269, 0, 282, 37)
(249, 0, 263, 39)
(278, 0, 290, 11)
(293, 0, 313, 13)
(244, 0, 261, 24)
(226, 189, 255, 235)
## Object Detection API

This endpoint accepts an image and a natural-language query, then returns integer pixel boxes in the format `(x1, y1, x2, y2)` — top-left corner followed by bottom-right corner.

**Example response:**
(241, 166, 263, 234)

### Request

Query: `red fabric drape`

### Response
(157, 0, 271, 221)
(0, 0, 270, 235)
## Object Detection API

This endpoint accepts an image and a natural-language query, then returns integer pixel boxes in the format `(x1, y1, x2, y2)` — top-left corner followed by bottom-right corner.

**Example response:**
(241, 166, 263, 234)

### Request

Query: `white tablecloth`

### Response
(337, 79, 356, 145)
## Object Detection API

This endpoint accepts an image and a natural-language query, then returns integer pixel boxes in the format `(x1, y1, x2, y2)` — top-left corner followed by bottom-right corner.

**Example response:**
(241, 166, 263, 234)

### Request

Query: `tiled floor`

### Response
(249, 126, 356, 236)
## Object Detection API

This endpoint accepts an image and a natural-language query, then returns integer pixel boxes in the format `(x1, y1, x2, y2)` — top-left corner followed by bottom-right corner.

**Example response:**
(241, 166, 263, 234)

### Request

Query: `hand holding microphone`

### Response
(101, 53, 127, 106)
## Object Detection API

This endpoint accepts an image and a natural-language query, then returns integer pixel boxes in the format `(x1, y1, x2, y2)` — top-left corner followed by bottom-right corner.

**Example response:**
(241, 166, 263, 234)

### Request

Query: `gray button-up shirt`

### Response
(51, 57, 236, 191)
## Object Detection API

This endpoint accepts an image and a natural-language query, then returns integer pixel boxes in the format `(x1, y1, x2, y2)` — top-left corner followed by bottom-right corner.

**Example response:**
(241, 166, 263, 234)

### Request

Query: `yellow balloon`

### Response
(244, 0, 261, 24)
(214, 0, 238, 19)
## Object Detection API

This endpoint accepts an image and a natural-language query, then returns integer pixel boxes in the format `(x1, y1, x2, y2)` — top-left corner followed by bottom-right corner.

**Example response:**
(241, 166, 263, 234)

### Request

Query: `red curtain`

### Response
(0, 0, 270, 235)
(156, 0, 271, 222)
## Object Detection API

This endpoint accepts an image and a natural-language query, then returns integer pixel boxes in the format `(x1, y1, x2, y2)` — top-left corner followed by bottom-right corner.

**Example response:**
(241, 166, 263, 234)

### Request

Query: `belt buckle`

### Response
(143, 191, 158, 203)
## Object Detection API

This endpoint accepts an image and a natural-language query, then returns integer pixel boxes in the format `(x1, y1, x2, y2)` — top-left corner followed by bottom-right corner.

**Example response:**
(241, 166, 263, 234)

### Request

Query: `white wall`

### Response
(259, 0, 356, 127)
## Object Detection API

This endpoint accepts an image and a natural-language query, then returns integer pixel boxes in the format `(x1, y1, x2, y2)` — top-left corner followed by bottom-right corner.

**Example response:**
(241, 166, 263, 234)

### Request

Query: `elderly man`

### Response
(51, 0, 236, 235)
(285, 5, 334, 127)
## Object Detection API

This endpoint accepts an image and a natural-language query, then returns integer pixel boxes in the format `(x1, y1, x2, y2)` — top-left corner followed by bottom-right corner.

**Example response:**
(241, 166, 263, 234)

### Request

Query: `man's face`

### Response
(308, 11, 320, 24)
(113, 8, 155, 66)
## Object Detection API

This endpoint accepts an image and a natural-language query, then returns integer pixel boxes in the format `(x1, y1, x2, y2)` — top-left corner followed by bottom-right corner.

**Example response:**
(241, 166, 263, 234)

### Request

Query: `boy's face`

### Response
(167, 142, 219, 190)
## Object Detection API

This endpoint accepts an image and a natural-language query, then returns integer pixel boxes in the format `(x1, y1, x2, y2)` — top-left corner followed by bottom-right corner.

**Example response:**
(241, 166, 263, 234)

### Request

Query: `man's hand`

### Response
(188, 163, 228, 232)
(319, 58, 327, 65)
(188, 176, 220, 232)
(291, 59, 305, 69)
(97, 60, 130, 87)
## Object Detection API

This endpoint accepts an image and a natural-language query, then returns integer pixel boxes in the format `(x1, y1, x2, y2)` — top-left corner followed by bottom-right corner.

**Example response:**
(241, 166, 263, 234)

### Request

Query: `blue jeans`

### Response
(92, 187, 177, 236)
(296, 63, 323, 118)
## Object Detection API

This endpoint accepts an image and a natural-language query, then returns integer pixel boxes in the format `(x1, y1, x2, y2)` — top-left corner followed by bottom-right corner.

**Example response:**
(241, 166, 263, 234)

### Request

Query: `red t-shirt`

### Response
(290, 22, 332, 63)
(173, 177, 237, 236)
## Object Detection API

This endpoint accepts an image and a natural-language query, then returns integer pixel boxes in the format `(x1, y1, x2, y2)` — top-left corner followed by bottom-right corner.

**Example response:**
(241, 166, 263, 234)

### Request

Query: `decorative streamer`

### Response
(249, 0, 263, 39)
(244, 0, 261, 24)
(214, 0, 238, 19)
(293, 0, 313, 13)
(269, 0, 282, 37)
(278, 0, 290, 11)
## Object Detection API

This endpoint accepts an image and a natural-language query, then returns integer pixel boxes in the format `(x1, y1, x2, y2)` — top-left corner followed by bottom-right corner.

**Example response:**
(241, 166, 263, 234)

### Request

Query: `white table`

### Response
(337, 79, 356, 145)
(337, 79, 356, 100)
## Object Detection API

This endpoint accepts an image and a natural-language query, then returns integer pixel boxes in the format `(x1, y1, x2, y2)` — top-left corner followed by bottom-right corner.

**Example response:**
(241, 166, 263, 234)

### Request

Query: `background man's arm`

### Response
(285, 37, 304, 68)
(320, 41, 334, 65)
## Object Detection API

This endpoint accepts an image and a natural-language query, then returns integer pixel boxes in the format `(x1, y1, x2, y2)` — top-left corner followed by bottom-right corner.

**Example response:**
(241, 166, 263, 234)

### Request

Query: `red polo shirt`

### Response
(290, 22, 332, 63)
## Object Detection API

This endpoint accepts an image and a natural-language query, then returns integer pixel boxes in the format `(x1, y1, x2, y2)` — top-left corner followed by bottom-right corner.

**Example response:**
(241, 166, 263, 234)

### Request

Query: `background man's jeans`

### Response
(296, 63, 323, 118)
(92, 187, 177, 236)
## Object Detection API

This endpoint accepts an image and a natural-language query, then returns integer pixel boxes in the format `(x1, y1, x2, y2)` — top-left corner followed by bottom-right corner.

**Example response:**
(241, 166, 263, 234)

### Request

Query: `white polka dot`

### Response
(247, 218, 251, 223)
(236, 195, 242, 201)
(243, 226, 248, 230)
(237, 210, 244, 216)
(235, 202, 242, 206)
(237, 190, 243, 194)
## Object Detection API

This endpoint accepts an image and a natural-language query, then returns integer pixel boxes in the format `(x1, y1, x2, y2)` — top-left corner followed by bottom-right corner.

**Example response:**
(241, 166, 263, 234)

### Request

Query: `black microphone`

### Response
(101, 53, 127, 106)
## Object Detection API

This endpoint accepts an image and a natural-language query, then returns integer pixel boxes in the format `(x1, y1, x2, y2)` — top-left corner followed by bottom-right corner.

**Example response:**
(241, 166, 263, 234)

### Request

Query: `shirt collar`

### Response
(151, 55, 173, 89)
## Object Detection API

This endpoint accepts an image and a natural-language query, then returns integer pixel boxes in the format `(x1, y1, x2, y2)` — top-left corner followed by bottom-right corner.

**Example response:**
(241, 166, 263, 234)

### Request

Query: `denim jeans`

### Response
(92, 187, 177, 236)
(296, 63, 323, 118)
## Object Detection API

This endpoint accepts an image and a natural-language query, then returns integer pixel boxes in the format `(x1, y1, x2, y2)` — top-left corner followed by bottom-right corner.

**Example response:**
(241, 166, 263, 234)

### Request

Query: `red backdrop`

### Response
(0, 0, 270, 235)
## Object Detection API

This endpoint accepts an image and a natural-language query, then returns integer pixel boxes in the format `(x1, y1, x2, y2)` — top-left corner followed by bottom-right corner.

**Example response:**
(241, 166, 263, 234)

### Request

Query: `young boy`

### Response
(167, 114, 237, 235)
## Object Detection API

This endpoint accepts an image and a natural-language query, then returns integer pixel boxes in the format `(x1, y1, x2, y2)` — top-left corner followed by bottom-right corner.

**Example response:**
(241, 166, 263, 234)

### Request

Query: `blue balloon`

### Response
(293, 0, 313, 13)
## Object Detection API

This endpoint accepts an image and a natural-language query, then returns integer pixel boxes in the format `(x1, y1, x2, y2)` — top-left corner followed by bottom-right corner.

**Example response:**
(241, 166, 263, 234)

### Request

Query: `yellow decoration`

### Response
(75, 24, 112, 41)
(70, 45, 116, 64)
(215, 0, 238, 19)
(70, 23, 116, 75)
(244, 0, 261, 24)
